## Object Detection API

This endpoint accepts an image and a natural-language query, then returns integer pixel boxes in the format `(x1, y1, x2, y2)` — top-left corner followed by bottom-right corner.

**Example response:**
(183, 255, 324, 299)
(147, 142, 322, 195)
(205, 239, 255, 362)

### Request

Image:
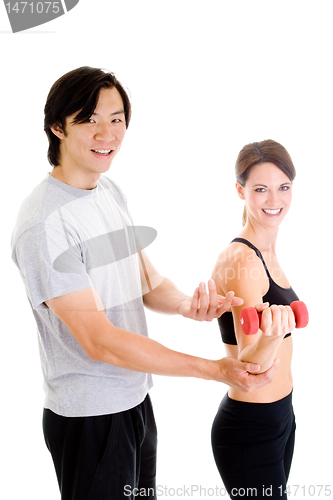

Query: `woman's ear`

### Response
(235, 181, 245, 200)
(50, 123, 65, 140)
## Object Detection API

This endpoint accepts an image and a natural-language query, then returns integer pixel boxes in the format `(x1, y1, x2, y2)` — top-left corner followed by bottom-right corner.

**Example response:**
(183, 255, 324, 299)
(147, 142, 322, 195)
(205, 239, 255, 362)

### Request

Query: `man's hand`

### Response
(178, 279, 243, 322)
(216, 357, 280, 392)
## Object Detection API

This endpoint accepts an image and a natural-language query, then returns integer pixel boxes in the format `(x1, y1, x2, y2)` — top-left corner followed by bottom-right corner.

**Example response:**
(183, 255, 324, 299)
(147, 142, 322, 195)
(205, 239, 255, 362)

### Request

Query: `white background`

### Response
(1, 1, 332, 498)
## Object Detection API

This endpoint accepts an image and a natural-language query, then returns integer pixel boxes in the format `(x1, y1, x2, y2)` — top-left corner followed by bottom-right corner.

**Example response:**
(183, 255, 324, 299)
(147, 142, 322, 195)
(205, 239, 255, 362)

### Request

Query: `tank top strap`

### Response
(231, 238, 272, 279)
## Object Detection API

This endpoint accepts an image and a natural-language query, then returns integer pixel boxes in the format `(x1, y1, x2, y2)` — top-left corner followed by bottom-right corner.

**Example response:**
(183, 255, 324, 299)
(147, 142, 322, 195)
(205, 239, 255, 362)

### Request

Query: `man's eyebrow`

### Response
(91, 110, 125, 116)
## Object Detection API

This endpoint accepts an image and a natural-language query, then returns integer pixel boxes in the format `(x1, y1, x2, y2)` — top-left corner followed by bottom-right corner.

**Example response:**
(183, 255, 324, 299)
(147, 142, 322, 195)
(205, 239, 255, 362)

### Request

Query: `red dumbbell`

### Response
(240, 300, 309, 336)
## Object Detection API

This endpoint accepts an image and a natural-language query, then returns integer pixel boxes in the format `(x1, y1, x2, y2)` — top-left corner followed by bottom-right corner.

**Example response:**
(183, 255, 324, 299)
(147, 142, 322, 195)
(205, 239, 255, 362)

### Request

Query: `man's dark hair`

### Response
(44, 66, 132, 166)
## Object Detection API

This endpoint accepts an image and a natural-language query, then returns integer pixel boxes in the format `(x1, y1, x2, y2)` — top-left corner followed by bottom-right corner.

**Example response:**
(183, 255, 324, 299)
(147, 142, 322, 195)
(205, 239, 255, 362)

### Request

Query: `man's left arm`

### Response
(139, 250, 243, 321)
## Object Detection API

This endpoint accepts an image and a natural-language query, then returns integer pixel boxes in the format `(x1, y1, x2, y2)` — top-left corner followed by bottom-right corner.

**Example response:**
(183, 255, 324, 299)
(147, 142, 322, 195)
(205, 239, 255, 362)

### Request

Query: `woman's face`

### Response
(236, 162, 293, 229)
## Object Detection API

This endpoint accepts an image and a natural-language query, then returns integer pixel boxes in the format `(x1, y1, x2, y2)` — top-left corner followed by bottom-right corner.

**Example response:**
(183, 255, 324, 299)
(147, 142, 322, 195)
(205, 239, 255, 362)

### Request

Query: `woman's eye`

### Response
(280, 185, 290, 191)
(255, 188, 266, 192)
(86, 118, 95, 123)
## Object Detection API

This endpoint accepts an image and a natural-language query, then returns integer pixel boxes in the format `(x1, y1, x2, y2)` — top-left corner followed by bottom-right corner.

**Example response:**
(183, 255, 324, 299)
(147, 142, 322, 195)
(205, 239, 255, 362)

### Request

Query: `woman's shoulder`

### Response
(212, 240, 266, 295)
(213, 240, 261, 273)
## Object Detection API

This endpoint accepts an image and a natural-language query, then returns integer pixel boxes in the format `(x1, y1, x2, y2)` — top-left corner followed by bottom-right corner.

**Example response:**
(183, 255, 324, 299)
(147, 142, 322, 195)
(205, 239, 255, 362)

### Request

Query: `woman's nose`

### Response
(266, 190, 281, 206)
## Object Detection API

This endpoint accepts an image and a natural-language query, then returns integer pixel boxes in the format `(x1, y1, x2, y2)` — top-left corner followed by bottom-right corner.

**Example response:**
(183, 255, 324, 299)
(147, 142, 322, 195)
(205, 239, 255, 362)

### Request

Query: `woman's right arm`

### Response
(237, 303, 294, 373)
(213, 249, 295, 373)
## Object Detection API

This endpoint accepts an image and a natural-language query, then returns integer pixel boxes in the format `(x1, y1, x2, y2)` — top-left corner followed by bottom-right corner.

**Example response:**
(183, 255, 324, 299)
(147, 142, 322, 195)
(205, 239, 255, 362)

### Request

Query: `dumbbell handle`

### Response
(240, 300, 309, 336)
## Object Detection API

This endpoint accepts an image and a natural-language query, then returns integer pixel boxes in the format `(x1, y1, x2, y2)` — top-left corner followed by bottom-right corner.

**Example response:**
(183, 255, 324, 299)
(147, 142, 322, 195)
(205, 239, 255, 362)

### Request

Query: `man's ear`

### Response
(235, 181, 245, 201)
(50, 123, 65, 140)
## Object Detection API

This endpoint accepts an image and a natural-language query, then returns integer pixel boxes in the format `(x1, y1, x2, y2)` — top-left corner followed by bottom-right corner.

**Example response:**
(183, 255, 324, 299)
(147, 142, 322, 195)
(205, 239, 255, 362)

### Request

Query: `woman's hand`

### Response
(255, 303, 296, 337)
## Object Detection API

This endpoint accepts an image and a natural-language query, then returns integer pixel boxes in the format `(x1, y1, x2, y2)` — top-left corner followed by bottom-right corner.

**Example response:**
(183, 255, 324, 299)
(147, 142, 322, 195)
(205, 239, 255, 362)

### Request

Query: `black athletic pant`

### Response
(43, 394, 157, 500)
(211, 392, 296, 500)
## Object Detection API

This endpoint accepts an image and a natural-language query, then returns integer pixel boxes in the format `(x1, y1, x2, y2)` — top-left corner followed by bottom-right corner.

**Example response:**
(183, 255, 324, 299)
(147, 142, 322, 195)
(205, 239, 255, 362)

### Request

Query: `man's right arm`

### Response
(45, 287, 278, 391)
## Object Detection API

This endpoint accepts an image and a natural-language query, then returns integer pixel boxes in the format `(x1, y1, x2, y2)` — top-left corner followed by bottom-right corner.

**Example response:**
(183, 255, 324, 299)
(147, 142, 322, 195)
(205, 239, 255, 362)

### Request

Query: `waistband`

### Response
(221, 391, 293, 425)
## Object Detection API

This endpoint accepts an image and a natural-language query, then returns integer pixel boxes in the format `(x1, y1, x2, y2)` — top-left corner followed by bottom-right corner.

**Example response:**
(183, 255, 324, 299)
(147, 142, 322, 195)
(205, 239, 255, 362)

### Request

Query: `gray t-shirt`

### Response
(11, 174, 153, 417)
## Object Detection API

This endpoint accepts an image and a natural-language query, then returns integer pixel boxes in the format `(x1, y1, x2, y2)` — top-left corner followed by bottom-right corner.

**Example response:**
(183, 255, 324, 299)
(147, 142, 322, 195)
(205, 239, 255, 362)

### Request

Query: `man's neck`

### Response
(50, 166, 100, 190)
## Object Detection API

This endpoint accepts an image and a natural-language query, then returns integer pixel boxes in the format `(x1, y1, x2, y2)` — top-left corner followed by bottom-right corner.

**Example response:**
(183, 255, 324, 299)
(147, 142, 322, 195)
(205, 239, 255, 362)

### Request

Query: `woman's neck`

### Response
(238, 220, 279, 254)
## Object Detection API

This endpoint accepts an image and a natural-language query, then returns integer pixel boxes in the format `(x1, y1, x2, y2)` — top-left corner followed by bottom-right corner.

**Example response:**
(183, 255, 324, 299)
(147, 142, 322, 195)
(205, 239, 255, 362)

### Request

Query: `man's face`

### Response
(52, 87, 126, 178)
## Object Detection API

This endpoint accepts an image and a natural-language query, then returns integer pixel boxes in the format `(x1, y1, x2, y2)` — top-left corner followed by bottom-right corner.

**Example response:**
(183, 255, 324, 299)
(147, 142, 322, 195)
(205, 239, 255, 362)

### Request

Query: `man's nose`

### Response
(95, 123, 115, 142)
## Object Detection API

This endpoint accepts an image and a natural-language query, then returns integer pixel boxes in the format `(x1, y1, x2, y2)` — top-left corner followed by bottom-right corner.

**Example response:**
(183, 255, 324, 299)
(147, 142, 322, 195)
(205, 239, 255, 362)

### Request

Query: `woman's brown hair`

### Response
(235, 140, 296, 225)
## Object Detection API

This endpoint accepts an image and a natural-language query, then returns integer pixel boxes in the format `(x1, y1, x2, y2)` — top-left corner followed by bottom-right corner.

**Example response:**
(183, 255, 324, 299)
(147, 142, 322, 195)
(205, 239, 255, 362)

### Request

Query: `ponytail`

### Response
(242, 205, 247, 226)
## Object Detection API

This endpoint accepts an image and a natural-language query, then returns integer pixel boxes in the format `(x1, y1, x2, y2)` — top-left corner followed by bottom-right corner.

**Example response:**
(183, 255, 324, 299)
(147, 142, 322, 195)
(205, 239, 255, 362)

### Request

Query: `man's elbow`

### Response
(83, 339, 122, 367)
(82, 338, 111, 363)
(85, 343, 102, 361)
(70, 317, 118, 364)
(77, 337, 102, 361)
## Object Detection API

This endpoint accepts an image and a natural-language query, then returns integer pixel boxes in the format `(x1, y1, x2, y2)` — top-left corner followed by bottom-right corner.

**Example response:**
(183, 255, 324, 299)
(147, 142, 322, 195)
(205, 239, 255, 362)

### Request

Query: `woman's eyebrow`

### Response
(252, 182, 292, 187)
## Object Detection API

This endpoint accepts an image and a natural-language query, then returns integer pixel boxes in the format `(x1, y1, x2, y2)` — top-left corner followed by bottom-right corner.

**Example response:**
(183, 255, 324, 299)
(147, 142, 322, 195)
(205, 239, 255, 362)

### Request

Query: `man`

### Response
(11, 67, 279, 499)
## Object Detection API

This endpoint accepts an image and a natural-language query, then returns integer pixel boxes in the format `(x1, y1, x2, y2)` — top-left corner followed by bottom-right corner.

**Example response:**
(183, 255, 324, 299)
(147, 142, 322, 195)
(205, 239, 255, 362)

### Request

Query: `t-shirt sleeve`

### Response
(14, 220, 92, 310)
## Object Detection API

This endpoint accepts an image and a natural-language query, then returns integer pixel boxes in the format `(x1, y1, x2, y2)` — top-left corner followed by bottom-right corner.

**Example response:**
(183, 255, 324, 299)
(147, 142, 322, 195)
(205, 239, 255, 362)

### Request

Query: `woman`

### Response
(211, 140, 302, 499)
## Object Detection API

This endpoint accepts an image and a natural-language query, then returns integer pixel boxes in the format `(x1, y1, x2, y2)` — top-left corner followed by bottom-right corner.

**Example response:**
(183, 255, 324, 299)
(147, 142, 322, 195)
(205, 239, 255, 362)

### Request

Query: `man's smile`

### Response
(91, 149, 113, 156)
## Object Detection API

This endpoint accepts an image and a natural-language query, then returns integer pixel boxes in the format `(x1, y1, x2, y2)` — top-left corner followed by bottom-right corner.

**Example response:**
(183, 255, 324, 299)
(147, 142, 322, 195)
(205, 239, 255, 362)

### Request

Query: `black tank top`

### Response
(218, 238, 299, 345)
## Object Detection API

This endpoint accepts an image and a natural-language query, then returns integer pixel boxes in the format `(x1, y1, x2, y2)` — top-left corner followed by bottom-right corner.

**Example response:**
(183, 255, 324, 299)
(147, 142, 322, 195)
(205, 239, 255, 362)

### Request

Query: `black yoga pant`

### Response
(211, 392, 296, 500)
(43, 394, 157, 500)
